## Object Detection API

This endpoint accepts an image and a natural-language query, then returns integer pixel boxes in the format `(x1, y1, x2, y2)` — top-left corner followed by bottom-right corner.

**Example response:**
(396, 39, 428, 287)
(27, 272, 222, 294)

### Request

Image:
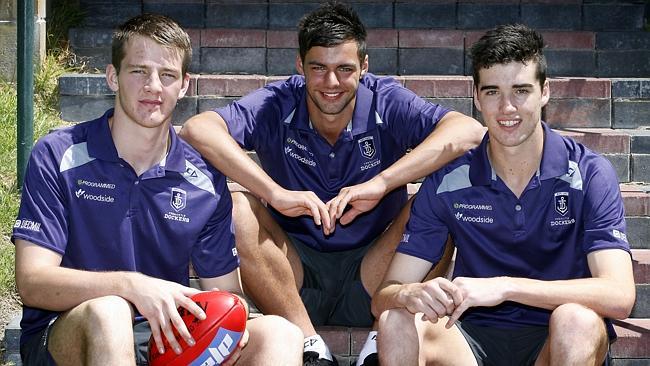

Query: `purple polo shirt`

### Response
(217, 73, 450, 252)
(398, 123, 630, 331)
(12, 109, 238, 345)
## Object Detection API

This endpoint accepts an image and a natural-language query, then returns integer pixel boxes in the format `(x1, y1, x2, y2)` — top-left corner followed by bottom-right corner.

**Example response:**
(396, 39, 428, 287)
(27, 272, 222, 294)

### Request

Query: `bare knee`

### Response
(550, 303, 604, 338)
(244, 315, 303, 361)
(80, 295, 133, 333)
(548, 303, 608, 363)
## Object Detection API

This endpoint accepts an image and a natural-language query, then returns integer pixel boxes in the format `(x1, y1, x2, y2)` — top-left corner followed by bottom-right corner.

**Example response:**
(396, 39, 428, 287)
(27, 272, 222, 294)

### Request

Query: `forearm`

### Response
(371, 282, 407, 318)
(17, 266, 140, 312)
(180, 111, 284, 203)
(503, 276, 635, 320)
(376, 112, 484, 193)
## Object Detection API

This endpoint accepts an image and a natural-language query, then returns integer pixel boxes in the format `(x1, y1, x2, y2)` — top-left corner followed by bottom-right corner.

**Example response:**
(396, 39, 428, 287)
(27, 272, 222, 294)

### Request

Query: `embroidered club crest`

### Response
(358, 136, 376, 159)
(171, 188, 187, 212)
(554, 192, 569, 216)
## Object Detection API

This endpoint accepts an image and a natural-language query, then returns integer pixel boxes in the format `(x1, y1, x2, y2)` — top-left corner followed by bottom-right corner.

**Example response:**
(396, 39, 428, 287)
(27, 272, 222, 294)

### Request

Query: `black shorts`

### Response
(291, 235, 374, 327)
(20, 317, 152, 366)
(456, 321, 611, 366)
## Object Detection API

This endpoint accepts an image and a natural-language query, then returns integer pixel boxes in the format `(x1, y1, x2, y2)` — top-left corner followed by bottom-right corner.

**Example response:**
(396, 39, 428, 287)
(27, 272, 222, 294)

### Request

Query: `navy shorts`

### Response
(291, 235, 374, 327)
(456, 321, 611, 366)
(20, 317, 152, 366)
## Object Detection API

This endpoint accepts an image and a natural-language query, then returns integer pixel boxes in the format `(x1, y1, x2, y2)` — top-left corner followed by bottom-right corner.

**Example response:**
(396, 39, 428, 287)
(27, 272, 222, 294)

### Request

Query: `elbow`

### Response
(178, 115, 201, 143)
(614, 290, 636, 320)
(16, 275, 39, 308)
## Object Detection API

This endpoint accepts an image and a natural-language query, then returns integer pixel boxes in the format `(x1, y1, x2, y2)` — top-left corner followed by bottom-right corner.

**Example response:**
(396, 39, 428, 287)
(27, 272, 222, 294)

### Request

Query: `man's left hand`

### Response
(326, 177, 388, 229)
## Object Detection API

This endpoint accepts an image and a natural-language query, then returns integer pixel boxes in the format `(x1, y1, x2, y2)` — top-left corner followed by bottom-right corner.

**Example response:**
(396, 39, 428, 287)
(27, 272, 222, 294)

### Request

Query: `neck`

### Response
(488, 130, 544, 199)
(109, 116, 170, 176)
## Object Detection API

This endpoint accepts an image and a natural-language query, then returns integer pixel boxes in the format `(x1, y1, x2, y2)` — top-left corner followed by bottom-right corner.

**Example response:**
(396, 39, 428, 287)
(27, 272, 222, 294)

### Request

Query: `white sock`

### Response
(304, 334, 333, 361)
(356, 331, 378, 366)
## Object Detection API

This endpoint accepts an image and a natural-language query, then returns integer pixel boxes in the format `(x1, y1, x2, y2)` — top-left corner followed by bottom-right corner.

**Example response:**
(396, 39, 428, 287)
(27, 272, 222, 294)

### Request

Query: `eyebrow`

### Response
(307, 60, 357, 69)
(479, 83, 535, 91)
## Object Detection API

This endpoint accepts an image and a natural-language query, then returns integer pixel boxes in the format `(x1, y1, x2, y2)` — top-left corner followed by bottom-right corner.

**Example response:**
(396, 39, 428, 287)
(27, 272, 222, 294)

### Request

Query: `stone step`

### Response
(58, 73, 650, 130)
(633, 249, 650, 284)
(69, 25, 650, 77)
(76, 0, 648, 32)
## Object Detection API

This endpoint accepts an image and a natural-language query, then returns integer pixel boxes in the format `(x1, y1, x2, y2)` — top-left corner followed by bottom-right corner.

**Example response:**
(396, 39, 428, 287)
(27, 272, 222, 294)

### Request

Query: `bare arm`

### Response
(371, 252, 462, 322)
(328, 112, 485, 225)
(15, 239, 205, 354)
(180, 111, 332, 233)
(448, 249, 635, 326)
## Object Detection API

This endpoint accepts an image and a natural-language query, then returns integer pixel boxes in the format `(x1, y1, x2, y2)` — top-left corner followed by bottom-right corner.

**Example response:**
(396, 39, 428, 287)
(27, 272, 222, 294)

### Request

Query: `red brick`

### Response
(267, 30, 297, 48)
(350, 328, 373, 355)
(266, 75, 289, 85)
(622, 190, 650, 216)
(542, 31, 595, 50)
(464, 30, 486, 49)
(549, 78, 610, 98)
(632, 249, 650, 284)
(611, 319, 650, 358)
(318, 326, 351, 356)
(209, 0, 268, 3)
(403, 76, 473, 98)
(544, 98, 611, 129)
(367, 29, 398, 48)
(458, 0, 518, 3)
(399, 30, 464, 48)
(520, 0, 582, 3)
(556, 128, 629, 154)
(200, 29, 266, 47)
(197, 75, 265, 96)
(186, 29, 201, 48)
(186, 75, 199, 97)
(144, 0, 202, 3)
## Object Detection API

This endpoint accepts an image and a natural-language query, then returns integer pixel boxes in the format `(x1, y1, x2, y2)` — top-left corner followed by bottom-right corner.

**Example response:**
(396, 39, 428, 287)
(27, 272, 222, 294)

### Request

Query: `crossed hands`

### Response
(397, 277, 507, 328)
(269, 177, 388, 235)
(129, 277, 248, 364)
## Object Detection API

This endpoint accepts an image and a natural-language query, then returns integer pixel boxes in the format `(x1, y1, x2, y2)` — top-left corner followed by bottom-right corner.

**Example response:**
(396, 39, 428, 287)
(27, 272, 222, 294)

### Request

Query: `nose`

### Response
(499, 94, 516, 113)
(144, 72, 162, 93)
(323, 70, 340, 88)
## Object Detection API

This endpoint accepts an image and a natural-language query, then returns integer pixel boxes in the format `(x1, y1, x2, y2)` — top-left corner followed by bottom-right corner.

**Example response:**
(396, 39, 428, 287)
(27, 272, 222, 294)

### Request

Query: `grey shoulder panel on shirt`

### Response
(436, 164, 471, 194)
(59, 142, 96, 173)
(182, 160, 216, 196)
(556, 160, 583, 190)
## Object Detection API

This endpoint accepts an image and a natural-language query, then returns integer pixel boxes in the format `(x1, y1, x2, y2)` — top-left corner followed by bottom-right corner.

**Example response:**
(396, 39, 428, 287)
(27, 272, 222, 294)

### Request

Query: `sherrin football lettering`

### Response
(148, 291, 247, 366)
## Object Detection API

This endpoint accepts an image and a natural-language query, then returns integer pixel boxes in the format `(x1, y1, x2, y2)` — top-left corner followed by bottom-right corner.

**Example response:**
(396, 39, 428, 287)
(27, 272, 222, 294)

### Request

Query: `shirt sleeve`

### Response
(215, 77, 301, 151)
(12, 138, 69, 255)
(190, 171, 240, 278)
(581, 156, 630, 254)
(374, 78, 451, 151)
(396, 175, 450, 264)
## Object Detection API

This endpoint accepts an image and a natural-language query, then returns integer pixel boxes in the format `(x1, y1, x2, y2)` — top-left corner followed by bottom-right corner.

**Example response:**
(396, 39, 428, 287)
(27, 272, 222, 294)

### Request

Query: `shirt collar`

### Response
(86, 108, 186, 173)
(469, 122, 569, 186)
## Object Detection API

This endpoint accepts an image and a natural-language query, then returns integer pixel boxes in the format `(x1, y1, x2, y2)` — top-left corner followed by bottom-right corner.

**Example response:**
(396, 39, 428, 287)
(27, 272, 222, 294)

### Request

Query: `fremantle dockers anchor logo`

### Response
(171, 188, 187, 212)
(554, 192, 569, 216)
(358, 136, 376, 159)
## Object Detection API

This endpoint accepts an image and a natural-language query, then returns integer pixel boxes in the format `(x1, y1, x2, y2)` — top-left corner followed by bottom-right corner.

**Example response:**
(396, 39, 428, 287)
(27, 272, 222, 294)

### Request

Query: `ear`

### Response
(106, 64, 119, 92)
(296, 54, 305, 75)
(360, 54, 369, 77)
(178, 73, 191, 99)
(541, 80, 550, 107)
(473, 86, 482, 112)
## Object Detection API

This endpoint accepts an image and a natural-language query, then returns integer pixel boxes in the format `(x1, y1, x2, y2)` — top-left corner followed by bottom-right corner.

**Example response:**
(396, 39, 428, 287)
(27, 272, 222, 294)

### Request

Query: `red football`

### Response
(148, 290, 247, 366)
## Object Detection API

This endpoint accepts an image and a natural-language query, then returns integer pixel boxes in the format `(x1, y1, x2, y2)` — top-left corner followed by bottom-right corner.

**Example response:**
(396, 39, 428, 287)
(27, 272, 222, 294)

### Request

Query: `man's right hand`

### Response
(396, 277, 463, 323)
(268, 188, 333, 235)
(126, 273, 206, 356)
